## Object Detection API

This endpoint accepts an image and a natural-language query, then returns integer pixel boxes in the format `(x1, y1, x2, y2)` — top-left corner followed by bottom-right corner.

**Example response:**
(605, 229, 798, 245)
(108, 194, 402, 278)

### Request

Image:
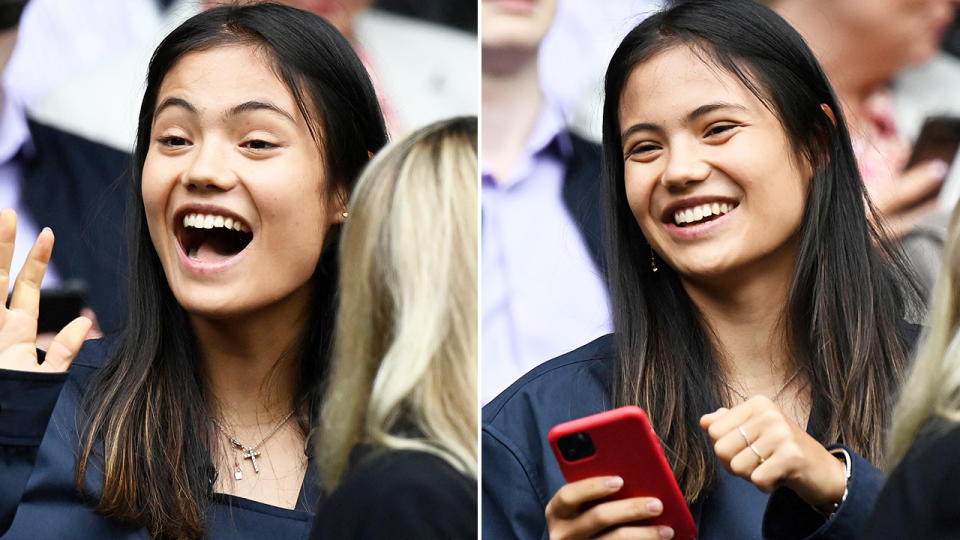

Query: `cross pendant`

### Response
(242, 447, 262, 473)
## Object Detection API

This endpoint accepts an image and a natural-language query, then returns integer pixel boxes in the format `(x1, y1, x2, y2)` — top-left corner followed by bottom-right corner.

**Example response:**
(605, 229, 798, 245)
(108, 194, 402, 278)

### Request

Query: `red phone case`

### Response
(549, 406, 698, 540)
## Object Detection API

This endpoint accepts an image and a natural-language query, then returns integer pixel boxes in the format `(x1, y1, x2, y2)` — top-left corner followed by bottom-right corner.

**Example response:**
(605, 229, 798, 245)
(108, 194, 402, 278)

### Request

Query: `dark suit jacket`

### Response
(21, 118, 129, 332)
(560, 132, 604, 273)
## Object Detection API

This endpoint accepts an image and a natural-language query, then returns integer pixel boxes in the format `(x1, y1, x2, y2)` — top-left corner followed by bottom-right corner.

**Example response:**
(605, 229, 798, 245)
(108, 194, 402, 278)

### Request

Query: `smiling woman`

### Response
(482, 1, 924, 539)
(0, 3, 388, 539)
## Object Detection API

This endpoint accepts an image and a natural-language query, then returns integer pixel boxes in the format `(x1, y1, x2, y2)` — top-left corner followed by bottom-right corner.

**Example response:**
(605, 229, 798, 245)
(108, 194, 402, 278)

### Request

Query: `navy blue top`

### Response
(310, 446, 477, 539)
(482, 335, 885, 540)
(0, 338, 322, 539)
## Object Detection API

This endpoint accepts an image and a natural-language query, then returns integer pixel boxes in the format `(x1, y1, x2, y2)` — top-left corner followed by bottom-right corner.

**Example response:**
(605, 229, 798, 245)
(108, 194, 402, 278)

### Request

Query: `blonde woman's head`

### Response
(318, 116, 478, 487)
(889, 208, 960, 467)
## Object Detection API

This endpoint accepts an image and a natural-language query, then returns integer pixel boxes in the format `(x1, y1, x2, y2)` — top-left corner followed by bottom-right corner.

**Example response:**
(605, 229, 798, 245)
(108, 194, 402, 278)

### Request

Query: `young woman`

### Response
(310, 116, 478, 539)
(482, 1, 921, 539)
(0, 3, 386, 538)
(860, 208, 960, 538)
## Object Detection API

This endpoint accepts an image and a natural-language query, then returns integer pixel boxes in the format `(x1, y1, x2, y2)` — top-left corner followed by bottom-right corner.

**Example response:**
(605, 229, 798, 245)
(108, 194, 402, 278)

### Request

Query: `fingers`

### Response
(595, 525, 675, 540)
(546, 478, 670, 539)
(868, 159, 946, 216)
(0, 208, 17, 307)
(9, 227, 54, 319)
(698, 407, 727, 429)
(547, 476, 625, 519)
(41, 316, 93, 372)
(574, 497, 666, 537)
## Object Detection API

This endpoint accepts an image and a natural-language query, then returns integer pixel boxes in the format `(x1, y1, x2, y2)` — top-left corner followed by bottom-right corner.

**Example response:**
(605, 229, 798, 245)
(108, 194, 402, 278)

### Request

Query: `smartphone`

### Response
(37, 283, 87, 334)
(904, 116, 960, 171)
(549, 406, 697, 540)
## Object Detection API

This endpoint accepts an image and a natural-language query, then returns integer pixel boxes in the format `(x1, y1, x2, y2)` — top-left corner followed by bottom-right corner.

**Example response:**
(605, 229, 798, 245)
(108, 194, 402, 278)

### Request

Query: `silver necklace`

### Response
(718, 367, 802, 403)
(211, 409, 296, 480)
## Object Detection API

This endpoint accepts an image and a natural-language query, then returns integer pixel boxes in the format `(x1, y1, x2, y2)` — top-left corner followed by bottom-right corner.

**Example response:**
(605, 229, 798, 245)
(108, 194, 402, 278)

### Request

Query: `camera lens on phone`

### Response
(557, 432, 596, 462)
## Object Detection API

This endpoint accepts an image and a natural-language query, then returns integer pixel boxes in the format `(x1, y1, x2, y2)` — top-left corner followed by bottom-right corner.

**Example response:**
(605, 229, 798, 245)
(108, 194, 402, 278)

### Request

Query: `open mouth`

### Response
(176, 212, 253, 264)
(672, 202, 738, 227)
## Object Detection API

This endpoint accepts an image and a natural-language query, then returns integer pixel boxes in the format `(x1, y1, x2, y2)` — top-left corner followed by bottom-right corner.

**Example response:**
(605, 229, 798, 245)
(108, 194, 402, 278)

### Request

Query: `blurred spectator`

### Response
(1, 0, 124, 333)
(481, 0, 610, 403)
(764, 0, 960, 292)
(540, 0, 661, 139)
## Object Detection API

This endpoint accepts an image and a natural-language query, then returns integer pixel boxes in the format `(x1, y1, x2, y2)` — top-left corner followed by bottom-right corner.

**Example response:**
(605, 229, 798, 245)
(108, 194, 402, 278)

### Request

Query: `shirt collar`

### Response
(482, 98, 573, 187)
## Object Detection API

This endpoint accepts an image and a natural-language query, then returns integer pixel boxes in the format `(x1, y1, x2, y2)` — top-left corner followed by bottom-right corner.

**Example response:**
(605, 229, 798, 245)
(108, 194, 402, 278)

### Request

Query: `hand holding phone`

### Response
(546, 406, 697, 540)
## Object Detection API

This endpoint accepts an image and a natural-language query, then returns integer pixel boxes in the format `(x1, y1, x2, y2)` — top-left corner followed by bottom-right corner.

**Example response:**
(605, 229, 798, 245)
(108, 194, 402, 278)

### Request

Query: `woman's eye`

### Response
(626, 143, 660, 159)
(242, 139, 277, 150)
(706, 124, 737, 137)
(157, 136, 190, 147)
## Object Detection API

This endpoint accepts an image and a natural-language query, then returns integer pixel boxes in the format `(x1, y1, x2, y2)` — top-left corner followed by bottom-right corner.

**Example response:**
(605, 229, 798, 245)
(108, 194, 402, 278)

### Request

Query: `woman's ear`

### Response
(820, 103, 836, 126)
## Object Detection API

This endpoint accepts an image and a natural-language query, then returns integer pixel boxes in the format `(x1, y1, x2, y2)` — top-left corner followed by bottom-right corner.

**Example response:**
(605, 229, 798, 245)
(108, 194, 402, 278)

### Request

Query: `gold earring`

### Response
(650, 248, 659, 273)
(341, 212, 349, 219)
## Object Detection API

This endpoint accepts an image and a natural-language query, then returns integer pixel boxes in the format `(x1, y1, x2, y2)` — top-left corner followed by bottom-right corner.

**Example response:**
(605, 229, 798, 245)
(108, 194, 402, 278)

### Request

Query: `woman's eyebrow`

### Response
(686, 102, 748, 123)
(226, 100, 297, 124)
(620, 102, 749, 139)
(154, 97, 196, 118)
(152, 98, 297, 125)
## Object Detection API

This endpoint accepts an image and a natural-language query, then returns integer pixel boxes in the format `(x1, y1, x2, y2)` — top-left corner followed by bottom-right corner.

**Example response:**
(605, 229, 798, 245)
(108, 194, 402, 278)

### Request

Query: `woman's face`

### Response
(142, 44, 342, 319)
(619, 45, 809, 283)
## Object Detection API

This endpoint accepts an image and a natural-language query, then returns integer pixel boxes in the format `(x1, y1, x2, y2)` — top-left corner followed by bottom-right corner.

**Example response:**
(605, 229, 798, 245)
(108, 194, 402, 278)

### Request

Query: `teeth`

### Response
(188, 247, 199, 260)
(182, 212, 249, 233)
(673, 202, 735, 226)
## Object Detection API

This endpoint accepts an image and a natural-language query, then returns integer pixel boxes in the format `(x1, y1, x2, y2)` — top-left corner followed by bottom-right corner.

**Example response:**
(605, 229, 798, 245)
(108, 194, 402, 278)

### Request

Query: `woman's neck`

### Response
(482, 47, 544, 181)
(192, 285, 311, 427)
(681, 249, 798, 390)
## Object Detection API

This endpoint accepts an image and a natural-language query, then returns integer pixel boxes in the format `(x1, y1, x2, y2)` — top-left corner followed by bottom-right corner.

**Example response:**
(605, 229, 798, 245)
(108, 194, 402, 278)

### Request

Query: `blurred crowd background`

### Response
(5, 0, 960, 406)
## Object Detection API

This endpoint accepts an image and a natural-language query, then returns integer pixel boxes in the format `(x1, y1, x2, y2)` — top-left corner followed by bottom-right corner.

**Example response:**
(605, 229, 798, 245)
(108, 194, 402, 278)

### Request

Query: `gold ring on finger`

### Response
(738, 425, 752, 446)
(748, 443, 766, 464)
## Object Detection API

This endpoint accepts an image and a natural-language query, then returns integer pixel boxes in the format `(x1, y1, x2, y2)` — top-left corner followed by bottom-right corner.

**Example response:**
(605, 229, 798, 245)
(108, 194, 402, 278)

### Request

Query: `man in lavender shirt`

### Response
(0, 0, 62, 292)
(481, 0, 611, 404)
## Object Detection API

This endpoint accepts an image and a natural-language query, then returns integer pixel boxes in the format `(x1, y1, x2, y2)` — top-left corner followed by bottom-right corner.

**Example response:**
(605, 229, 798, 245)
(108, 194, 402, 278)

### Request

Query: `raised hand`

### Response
(0, 209, 92, 373)
(545, 476, 674, 539)
(700, 396, 846, 511)
(867, 159, 947, 239)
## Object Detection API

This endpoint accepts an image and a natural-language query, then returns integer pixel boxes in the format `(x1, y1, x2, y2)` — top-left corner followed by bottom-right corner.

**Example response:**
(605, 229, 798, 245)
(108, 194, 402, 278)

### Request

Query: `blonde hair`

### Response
(888, 208, 960, 467)
(317, 117, 478, 487)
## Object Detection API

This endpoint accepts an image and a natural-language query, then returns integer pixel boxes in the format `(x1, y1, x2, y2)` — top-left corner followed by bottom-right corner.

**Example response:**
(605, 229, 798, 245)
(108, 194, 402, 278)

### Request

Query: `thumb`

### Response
(700, 407, 728, 429)
(42, 316, 93, 372)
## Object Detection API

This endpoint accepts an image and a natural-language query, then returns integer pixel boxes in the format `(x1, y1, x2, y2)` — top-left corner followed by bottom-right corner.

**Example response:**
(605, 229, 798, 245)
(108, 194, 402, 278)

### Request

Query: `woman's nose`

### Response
(659, 140, 710, 189)
(180, 143, 238, 192)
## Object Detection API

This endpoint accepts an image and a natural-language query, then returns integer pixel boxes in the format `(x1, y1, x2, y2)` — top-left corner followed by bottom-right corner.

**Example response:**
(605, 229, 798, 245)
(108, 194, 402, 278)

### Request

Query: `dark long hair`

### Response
(602, 0, 921, 502)
(76, 4, 387, 537)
